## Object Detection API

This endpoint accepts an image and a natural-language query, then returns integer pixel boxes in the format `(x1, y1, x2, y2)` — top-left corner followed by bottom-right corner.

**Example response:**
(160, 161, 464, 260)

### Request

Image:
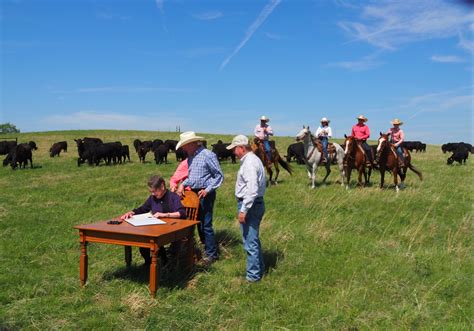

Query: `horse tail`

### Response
(278, 158, 292, 175)
(408, 163, 423, 181)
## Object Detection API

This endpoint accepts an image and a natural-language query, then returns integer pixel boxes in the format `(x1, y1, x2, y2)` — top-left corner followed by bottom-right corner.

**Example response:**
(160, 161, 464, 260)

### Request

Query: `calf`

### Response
(151, 139, 164, 152)
(50, 141, 68, 157)
(286, 142, 304, 164)
(154, 144, 168, 164)
(8, 143, 34, 169)
(164, 139, 178, 152)
(120, 145, 130, 163)
(447, 145, 469, 165)
(211, 142, 236, 163)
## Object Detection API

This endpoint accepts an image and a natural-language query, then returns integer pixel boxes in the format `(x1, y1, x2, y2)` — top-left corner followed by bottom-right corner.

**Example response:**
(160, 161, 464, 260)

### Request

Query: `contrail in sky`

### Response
(220, 0, 282, 71)
(155, 0, 168, 32)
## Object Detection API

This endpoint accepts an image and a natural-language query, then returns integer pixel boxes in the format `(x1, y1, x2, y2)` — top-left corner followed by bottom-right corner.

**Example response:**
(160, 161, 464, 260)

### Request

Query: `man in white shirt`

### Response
(227, 135, 266, 282)
(315, 117, 332, 169)
(254, 115, 273, 161)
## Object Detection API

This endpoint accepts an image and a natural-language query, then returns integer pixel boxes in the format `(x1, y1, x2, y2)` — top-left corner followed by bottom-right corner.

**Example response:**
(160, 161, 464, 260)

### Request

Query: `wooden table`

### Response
(74, 219, 199, 298)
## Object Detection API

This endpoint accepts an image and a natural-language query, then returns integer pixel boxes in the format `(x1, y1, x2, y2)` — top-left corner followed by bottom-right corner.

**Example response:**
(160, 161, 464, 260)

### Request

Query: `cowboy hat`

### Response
(320, 117, 330, 123)
(226, 134, 249, 150)
(391, 118, 403, 125)
(260, 115, 270, 122)
(356, 115, 368, 122)
(176, 131, 205, 150)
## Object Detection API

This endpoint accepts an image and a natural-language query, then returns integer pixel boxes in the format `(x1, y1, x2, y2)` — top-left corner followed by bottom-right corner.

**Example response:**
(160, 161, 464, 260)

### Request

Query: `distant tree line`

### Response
(0, 123, 20, 134)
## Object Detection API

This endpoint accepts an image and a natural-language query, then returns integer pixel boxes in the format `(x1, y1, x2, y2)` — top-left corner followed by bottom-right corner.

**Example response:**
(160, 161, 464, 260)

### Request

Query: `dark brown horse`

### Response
(377, 133, 423, 190)
(376, 133, 401, 191)
(343, 135, 372, 187)
(251, 139, 292, 185)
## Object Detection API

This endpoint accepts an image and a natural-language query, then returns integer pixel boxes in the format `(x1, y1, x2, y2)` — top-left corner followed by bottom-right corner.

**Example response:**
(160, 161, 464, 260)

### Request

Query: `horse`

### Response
(376, 133, 401, 192)
(343, 135, 372, 187)
(251, 139, 292, 185)
(296, 126, 345, 189)
(377, 133, 423, 189)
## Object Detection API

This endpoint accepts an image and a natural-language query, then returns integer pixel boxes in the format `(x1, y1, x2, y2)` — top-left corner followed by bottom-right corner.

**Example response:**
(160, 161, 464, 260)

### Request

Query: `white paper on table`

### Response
(125, 212, 166, 226)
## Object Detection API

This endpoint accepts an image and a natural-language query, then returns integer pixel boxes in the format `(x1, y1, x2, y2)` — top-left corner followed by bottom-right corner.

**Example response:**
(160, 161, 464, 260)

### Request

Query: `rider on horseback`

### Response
(387, 118, 405, 168)
(315, 117, 332, 170)
(351, 115, 376, 168)
(254, 115, 273, 161)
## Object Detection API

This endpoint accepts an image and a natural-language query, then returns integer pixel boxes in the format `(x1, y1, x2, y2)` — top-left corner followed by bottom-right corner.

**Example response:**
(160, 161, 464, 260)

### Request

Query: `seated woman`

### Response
(120, 175, 186, 265)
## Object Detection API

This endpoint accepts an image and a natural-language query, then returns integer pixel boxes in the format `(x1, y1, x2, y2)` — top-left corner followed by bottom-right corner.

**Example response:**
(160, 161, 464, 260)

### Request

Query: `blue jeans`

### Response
(320, 136, 329, 162)
(198, 190, 218, 259)
(263, 140, 271, 160)
(396, 145, 404, 161)
(238, 199, 265, 281)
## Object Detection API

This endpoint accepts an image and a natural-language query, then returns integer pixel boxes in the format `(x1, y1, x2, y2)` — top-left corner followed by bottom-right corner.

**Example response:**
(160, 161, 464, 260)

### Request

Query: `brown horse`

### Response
(251, 139, 292, 185)
(377, 133, 423, 190)
(343, 135, 372, 187)
(376, 133, 401, 191)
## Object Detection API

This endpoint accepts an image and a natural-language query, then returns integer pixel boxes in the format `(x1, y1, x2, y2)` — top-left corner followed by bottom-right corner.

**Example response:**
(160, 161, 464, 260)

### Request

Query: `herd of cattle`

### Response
(0, 137, 472, 170)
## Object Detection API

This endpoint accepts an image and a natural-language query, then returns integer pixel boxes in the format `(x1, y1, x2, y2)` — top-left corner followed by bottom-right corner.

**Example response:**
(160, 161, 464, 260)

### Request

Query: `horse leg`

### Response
(380, 168, 385, 189)
(338, 160, 345, 186)
(357, 166, 364, 187)
(345, 166, 352, 189)
(393, 167, 399, 192)
(273, 160, 280, 185)
(311, 164, 318, 189)
(267, 167, 274, 186)
(322, 163, 331, 183)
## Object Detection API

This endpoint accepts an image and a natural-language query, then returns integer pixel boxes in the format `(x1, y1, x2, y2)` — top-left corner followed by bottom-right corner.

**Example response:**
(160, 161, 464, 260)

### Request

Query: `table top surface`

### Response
(74, 218, 199, 237)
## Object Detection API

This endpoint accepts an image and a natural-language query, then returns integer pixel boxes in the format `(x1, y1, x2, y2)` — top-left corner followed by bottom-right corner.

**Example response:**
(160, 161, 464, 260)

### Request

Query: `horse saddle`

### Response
(312, 139, 336, 164)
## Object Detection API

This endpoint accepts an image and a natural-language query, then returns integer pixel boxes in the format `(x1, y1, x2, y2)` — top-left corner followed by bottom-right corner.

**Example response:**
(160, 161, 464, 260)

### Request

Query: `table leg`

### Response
(124, 246, 132, 267)
(80, 241, 88, 286)
(149, 246, 160, 298)
(187, 232, 195, 273)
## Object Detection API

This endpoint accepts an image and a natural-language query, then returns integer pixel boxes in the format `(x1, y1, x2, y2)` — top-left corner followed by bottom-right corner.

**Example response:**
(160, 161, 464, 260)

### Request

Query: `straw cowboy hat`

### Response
(176, 131, 205, 150)
(320, 117, 330, 123)
(356, 115, 368, 122)
(391, 118, 403, 125)
(260, 115, 270, 122)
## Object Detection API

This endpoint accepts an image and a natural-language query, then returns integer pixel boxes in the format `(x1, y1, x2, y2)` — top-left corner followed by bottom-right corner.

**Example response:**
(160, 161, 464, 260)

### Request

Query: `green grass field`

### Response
(0, 130, 472, 329)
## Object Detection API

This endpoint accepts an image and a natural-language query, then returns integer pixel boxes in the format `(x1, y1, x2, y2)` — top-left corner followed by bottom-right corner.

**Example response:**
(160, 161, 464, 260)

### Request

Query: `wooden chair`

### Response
(177, 190, 201, 267)
(181, 190, 199, 221)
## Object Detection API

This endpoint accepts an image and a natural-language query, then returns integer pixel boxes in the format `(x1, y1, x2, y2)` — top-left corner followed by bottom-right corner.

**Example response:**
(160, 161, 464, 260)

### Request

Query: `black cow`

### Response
(402, 141, 424, 153)
(75, 137, 103, 166)
(151, 139, 164, 152)
(176, 148, 187, 162)
(154, 144, 168, 164)
(133, 139, 142, 153)
(286, 142, 305, 164)
(6, 142, 36, 169)
(447, 145, 469, 165)
(442, 142, 472, 154)
(50, 141, 67, 157)
(164, 139, 178, 152)
(120, 145, 130, 163)
(211, 142, 236, 163)
(84, 142, 122, 166)
(0, 140, 17, 155)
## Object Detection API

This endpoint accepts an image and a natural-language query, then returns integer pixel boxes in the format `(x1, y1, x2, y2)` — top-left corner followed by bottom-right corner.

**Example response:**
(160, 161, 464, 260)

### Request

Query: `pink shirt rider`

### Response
(351, 123, 370, 140)
(387, 127, 404, 147)
(254, 124, 273, 140)
(170, 159, 191, 191)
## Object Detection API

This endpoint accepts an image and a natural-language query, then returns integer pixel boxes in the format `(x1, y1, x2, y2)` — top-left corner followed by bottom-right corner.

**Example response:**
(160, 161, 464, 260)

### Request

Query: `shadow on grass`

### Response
(215, 229, 240, 249)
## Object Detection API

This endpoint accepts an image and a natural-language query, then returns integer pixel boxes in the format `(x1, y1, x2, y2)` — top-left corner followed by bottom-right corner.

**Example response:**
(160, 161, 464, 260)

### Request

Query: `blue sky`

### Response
(1, 0, 473, 144)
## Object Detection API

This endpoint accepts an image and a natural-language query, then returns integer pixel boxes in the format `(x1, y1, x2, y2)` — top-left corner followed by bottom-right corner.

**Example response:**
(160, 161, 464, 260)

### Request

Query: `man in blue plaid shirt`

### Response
(176, 131, 224, 265)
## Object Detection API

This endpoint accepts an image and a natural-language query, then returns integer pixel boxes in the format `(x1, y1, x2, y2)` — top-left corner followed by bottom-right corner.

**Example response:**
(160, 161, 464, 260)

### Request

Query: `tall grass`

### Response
(0, 130, 472, 329)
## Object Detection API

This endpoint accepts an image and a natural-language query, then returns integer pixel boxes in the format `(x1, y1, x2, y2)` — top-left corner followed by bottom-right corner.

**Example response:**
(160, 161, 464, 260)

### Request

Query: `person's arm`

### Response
(152, 193, 186, 219)
(394, 130, 404, 147)
(204, 152, 224, 193)
(315, 127, 323, 137)
(170, 159, 188, 191)
(365, 126, 370, 140)
(254, 125, 261, 138)
(239, 161, 259, 214)
(266, 125, 274, 136)
(327, 127, 332, 138)
(351, 125, 356, 137)
(132, 196, 152, 215)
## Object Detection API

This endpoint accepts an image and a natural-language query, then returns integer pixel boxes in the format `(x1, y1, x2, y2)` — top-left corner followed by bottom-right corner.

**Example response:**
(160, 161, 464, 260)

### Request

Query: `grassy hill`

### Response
(0, 130, 472, 329)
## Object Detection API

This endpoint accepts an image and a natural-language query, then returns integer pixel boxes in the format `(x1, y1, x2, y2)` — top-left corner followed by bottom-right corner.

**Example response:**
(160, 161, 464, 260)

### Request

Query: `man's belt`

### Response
(237, 196, 264, 202)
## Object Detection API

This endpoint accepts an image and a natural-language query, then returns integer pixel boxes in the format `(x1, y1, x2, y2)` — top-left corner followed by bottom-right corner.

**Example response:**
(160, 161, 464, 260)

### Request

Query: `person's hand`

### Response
(153, 212, 168, 218)
(176, 184, 185, 197)
(198, 189, 208, 199)
(238, 212, 246, 224)
(170, 185, 177, 193)
(120, 211, 134, 220)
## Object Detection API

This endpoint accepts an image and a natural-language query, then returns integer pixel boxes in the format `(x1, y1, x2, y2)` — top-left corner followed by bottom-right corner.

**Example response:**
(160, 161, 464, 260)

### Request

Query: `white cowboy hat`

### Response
(356, 115, 368, 122)
(176, 131, 205, 150)
(320, 117, 330, 123)
(391, 118, 403, 125)
(226, 134, 249, 150)
(260, 115, 270, 122)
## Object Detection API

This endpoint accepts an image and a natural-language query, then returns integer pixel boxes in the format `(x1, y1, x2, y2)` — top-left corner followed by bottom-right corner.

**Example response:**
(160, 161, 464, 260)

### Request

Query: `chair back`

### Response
(181, 191, 199, 221)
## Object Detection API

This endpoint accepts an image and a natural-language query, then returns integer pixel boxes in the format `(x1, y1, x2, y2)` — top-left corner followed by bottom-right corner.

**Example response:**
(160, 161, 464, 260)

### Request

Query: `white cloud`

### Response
(40, 111, 191, 131)
(192, 11, 223, 21)
(339, 0, 474, 51)
(326, 51, 385, 71)
(430, 55, 465, 63)
(220, 0, 282, 70)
